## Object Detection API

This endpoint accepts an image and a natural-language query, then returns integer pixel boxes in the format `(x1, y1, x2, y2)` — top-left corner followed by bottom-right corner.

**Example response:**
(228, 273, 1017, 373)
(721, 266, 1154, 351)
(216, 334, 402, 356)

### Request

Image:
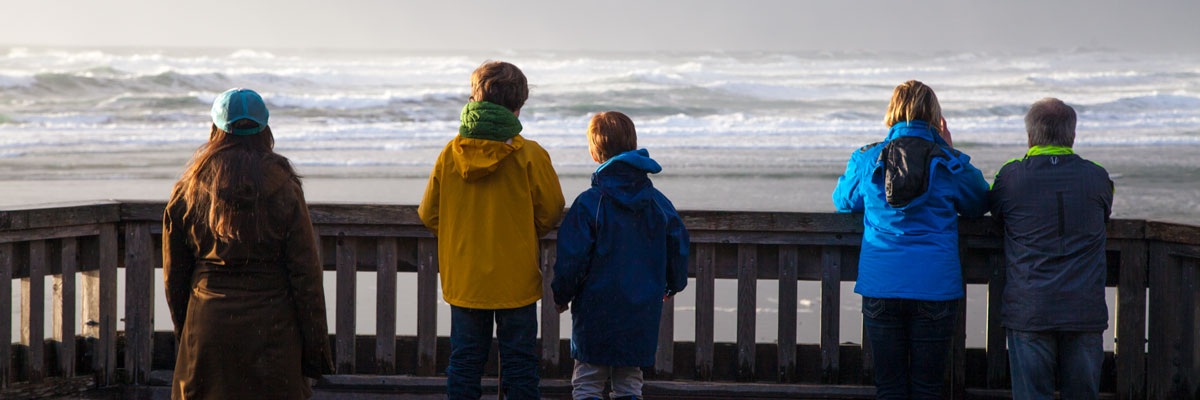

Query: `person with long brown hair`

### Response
(163, 88, 332, 399)
(833, 81, 989, 399)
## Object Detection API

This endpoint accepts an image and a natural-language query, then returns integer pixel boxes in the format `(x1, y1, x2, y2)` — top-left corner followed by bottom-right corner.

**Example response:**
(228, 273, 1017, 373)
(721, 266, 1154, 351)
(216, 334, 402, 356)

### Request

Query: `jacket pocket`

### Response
(916, 299, 957, 321)
(862, 297, 888, 319)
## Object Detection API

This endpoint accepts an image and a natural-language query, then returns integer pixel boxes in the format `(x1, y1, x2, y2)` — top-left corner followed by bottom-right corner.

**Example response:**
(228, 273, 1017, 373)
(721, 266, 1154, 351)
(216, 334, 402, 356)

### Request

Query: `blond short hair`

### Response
(587, 111, 637, 162)
(885, 80, 942, 128)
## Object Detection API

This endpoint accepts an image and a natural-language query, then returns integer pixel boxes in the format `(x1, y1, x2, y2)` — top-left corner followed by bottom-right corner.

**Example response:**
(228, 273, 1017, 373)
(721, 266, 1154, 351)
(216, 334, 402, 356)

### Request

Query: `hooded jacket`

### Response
(832, 121, 989, 301)
(418, 102, 565, 309)
(164, 158, 332, 400)
(989, 146, 1113, 331)
(551, 149, 689, 367)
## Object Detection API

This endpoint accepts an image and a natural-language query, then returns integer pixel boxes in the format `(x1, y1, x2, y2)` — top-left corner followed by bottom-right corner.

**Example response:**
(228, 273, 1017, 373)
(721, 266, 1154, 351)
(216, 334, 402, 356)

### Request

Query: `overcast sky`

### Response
(3, 0, 1198, 52)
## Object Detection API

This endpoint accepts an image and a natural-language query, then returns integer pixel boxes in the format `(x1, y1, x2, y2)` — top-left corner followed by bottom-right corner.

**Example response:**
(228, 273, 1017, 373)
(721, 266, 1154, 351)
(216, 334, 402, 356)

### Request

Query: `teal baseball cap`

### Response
(211, 88, 269, 135)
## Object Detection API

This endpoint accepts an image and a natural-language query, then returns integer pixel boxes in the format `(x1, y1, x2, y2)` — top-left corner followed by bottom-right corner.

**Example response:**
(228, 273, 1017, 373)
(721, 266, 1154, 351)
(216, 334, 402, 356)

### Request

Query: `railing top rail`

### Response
(1, 200, 1198, 244)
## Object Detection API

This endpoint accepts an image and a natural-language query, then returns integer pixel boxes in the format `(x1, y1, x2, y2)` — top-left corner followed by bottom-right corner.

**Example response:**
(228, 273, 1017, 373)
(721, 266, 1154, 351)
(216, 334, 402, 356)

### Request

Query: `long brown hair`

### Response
(173, 120, 299, 241)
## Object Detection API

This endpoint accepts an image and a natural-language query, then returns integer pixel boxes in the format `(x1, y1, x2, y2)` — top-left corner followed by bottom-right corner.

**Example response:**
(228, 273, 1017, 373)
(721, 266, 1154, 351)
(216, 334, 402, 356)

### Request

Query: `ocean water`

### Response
(2, 47, 1198, 348)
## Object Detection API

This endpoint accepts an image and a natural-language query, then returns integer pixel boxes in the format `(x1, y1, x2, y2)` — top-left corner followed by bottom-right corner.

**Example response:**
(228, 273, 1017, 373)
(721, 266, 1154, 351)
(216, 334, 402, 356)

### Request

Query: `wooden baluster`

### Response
(777, 245, 798, 383)
(736, 243, 758, 381)
(54, 238, 78, 378)
(416, 238, 439, 376)
(0, 242, 13, 388)
(24, 240, 48, 383)
(950, 240, 968, 400)
(335, 235, 358, 374)
(539, 242, 560, 378)
(820, 246, 840, 384)
(375, 238, 398, 375)
(124, 223, 154, 384)
(1117, 241, 1147, 400)
(656, 295, 675, 379)
(694, 242, 715, 381)
(82, 224, 118, 385)
(985, 251, 1008, 388)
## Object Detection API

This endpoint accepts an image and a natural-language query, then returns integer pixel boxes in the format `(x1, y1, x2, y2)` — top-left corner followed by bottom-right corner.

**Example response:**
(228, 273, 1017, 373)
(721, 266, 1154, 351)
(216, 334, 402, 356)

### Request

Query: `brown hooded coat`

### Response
(163, 161, 332, 399)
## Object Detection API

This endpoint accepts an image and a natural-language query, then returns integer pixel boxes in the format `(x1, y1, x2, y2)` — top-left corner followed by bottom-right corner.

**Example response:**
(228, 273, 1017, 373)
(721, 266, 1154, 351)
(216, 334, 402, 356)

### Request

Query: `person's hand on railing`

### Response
(555, 302, 569, 314)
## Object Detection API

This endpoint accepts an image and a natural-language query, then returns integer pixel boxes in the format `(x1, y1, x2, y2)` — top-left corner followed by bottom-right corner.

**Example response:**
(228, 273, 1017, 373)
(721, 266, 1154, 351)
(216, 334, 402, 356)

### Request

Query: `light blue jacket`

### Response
(833, 121, 989, 300)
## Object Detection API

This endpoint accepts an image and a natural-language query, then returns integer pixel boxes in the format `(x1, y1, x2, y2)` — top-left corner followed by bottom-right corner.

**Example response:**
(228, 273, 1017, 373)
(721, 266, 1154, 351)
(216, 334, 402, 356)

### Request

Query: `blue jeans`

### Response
(862, 297, 958, 400)
(1007, 329, 1103, 400)
(447, 303, 540, 400)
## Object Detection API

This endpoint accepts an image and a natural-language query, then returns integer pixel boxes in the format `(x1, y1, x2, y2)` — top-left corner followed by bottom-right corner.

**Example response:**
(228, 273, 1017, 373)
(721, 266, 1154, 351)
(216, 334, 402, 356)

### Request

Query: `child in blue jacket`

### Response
(552, 111, 689, 400)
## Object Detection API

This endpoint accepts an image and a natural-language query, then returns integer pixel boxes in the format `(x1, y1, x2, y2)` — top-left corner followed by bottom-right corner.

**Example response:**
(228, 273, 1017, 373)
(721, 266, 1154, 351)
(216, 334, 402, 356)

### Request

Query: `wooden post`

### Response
(23, 240, 48, 383)
(985, 251, 1008, 388)
(0, 242, 13, 388)
(736, 244, 758, 381)
(656, 296, 675, 379)
(416, 238, 439, 376)
(694, 243, 715, 381)
(87, 224, 118, 386)
(539, 242, 560, 377)
(777, 245, 798, 383)
(54, 237, 78, 378)
(375, 237, 398, 375)
(1117, 240, 1147, 400)
(124, 223, 154, 384)
(820, 246, 840, 384)
(335, 235, 358, 374)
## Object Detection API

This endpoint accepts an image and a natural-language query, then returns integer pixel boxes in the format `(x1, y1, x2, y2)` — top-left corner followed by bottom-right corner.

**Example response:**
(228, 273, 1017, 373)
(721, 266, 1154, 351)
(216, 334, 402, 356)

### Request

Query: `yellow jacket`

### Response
(418, 134, 565, 309)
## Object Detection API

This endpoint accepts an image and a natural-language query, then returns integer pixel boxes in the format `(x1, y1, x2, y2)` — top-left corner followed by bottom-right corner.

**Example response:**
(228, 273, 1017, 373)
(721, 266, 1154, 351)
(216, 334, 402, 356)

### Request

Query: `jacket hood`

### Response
(886, 120, 949, 147)
(459, 101, 522, 142)
(449, 135, 524, 181)
(592, 149, 662, 210)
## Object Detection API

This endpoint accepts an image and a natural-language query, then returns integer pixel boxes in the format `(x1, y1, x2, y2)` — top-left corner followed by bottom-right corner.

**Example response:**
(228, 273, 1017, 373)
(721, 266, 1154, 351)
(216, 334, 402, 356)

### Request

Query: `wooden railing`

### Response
(1, 201, 1198, 399)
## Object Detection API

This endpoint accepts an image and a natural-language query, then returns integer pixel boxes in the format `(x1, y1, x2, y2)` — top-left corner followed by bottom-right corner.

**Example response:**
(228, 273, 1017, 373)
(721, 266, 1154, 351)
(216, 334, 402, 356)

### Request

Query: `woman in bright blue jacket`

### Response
(832, 81, 989, 399)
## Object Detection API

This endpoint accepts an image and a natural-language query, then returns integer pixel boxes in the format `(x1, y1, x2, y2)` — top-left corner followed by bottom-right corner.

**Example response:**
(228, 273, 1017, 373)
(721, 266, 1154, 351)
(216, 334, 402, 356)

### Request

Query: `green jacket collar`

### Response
(1026, 145, 1074, 157)
(459, 101, 522, 142)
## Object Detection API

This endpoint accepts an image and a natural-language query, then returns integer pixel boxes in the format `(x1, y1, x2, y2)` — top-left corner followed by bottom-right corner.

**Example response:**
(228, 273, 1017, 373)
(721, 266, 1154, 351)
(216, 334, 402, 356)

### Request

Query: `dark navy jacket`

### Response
(551, 149, 689, 367)
(833, 121, 990, 300)
(989, 146, 1113, 332)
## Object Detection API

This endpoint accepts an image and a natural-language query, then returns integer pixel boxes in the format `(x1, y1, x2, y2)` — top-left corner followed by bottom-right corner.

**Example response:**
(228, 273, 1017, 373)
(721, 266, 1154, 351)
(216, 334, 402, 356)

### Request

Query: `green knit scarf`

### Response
(459, 101, 522, 142)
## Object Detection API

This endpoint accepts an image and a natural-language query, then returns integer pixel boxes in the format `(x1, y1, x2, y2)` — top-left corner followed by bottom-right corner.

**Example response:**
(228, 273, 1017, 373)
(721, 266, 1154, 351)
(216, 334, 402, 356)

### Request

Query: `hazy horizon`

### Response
(4, 0, 1199, 53)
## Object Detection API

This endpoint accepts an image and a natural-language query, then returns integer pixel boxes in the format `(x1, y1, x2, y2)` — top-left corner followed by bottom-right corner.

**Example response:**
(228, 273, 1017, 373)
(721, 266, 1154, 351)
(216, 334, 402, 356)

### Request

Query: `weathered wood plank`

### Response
(539, 241, 561, 377)
(820, 246, 840, 384)
(1147, 241, 1177, 399)
(123, 223, 153, 384)
(694, 242, 716, 381)
(0, 202, 120, 231)
(0, 224, 100, 245)
(90, 224, 118, 385)
(1116, 240, 1147, 400)
(777, 245, 798, 383)
(375, 237, 398, 375)
(23, 240, 47, 383)
(315, 224, 433, 239)
(1146, 220, 1200, 246)
(53, 238, 77, 378)
(736, 243, 758, 381)
(415, 238, 438, 376)
(0, 242, 13, 388)
(335, 235, 358, 374)
(657, 295, 675, 379)
(985, 251, 1008, 389)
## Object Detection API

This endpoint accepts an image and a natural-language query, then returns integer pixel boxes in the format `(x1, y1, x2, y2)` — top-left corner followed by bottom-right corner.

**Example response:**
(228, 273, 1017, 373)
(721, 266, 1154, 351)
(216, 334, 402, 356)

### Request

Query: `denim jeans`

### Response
(862, 296, 959, 400)
(1007, 329, 1103, 400)
(447, 303, 540, 400)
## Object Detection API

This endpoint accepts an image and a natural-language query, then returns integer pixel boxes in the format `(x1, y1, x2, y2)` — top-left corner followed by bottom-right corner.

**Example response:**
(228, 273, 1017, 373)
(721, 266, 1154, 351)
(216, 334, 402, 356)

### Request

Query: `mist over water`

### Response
(1, 47, 1198, 180)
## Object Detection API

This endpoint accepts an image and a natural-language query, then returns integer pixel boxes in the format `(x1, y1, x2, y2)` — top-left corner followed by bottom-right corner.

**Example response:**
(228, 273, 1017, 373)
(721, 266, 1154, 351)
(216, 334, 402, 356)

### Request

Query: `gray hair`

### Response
(1025, 98, 1076, 147)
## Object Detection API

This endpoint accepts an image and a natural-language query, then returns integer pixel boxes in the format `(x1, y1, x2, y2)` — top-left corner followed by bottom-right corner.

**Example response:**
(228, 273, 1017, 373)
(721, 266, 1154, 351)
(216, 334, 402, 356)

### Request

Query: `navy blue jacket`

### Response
(833, 121, 990, 300)
(551, 149, 689, 367)
(989, 146, 1113, 331)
